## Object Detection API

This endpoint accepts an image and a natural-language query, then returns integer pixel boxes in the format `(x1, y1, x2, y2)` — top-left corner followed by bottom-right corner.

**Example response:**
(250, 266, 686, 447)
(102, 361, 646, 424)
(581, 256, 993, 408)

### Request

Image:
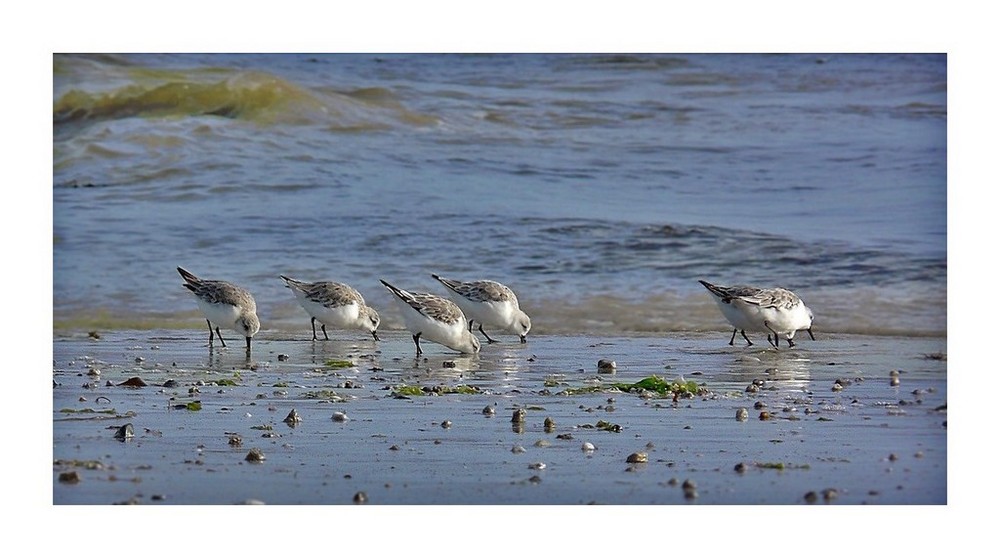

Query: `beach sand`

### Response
(53, 328, 947, 505)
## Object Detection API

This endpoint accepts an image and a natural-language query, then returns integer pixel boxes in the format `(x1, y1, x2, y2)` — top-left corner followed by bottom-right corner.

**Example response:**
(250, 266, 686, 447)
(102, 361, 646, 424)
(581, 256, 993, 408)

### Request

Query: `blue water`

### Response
(52, 53, 947, 336)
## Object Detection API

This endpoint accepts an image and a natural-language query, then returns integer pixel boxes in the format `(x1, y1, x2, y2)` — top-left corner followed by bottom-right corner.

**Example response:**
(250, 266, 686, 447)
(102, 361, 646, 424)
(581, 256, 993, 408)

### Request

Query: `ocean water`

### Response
(52, 53, 947, 336)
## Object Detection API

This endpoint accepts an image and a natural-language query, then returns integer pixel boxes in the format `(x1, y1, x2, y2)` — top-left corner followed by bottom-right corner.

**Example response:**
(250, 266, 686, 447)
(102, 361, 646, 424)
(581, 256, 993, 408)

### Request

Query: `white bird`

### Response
(380, 279, 481, 356)
(431, 274, 531, 343)
(280, 275, 380, 341)
(178, 267, 260, 352)
(698, 280, 815, 349)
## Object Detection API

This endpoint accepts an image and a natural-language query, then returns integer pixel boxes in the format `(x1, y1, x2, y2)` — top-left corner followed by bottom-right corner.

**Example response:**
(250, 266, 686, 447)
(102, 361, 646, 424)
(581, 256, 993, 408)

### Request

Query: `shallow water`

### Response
(53, 329, 946, 505)
(52, 53, 947, 337)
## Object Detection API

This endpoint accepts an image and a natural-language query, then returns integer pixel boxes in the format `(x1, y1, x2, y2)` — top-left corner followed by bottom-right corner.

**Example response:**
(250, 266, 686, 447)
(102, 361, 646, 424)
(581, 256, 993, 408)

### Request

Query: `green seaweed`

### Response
(392, 384, 481, 396)
(559, 375, 705, 397)
(325, 359, 355, 369)
(59, 407, 117, 414)
(215, 378, 239, 386)
(755, 462, 811, 471)
(185, 401, 202, 411)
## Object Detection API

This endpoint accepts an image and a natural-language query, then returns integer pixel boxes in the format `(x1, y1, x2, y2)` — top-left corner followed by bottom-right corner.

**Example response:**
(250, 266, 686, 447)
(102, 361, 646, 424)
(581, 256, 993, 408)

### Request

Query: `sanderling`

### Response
(698, 280, 815, 349)
(431, 274, 531, 343)
(279, 275, 380, 341)
(177, 267, 260, 351)
(380, 279, 481, 356)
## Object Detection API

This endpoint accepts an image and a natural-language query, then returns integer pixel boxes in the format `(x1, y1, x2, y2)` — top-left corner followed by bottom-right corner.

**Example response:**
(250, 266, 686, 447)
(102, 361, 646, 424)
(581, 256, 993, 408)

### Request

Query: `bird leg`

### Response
(729, 329, 737, 345)
(478, 324, 498, 344)
(321, 324, 330, 341)
(740, 330, 754, 346)
(763, 321, 779, 349)
(413, 333, 423, 356)
(310, 317, 319, 341)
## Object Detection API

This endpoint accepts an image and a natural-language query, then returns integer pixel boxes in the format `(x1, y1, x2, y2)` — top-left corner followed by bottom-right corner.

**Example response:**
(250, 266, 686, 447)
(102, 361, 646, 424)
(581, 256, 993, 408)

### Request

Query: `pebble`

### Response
(753, 401, 767, 410)
(441, 420, 452, 429)
(245, 448, 266, 463)
(58, 471, 81, 484)
(543, 417, 556, 430)
(332, 411, 349, 422)
(528, 462, 546, 470)
(511, 445, 526, 454)
(597, 359, 616, 374)
(626, 452, 648, 464)
(804, 491, 818, 503)
(482, 405, 495, 416)
(353, 491, 368, 504)
(511, 409, 526, 423)
(734, 462, 748, 474)
(736, 408, 749, 421)
(228, 434, 242, 446)
(759, 411, 771, 421)
(581, 442, 596, 452)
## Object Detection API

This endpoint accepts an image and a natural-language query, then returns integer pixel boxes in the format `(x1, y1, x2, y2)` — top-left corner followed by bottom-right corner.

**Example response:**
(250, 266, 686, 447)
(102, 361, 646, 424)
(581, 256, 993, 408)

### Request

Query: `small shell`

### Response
(581, 442, 596, 452)
(511, 408, 526, 423)
(332, 411, 349, 422)
(283, 409, 302, 425)
(245, 448, 266, 463)
(482, 405, 496, 416)
(597, 359, 617, 374)
(736, 408, 749, 421)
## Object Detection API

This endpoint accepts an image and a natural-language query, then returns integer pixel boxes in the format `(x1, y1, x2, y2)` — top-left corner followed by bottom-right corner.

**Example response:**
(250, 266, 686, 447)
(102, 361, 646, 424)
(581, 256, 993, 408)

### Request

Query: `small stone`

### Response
(734, 462, 748, 474)
(528, 462, 546, 470)
(543, 417, 555, 430)
(58, 471, 81, 484)
(745, 384, 759, 393)
(482, 405, 495, 415)
(511, 445, 526, 454)
(441, 420, 452, 429)
(245, 448, 266, 463)
(534, 439, 551, 447)
(626, 452, 648, 464)
(759, 411, 771, 421)
(353, 491, 368, 504)
(888, 453, 899, 461)
(511, 408, 526, 423)
(753, 401, 767, 410)
(442, 360, 457, 368)
(277, 354, 289, 361)
(228, 434, 242, 446)
(597, 359, 616, 373)
(736, 408, 749, 421)
(822, 488, 839, 501)
(804, 491, 818, 503)
(332, 411, 349, 422)
(581, 442, 596, 452)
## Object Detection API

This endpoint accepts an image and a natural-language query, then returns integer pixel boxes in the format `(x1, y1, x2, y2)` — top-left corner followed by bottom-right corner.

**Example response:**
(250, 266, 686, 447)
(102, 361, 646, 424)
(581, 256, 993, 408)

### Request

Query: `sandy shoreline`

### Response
(52, 328, 947, 505)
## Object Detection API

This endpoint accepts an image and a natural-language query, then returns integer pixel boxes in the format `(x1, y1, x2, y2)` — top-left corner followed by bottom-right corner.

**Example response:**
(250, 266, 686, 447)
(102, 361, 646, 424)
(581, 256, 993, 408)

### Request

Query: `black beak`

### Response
(372, 330, 380, 342)
(519, 335, 527, 344)
(807, 328, 815, 341)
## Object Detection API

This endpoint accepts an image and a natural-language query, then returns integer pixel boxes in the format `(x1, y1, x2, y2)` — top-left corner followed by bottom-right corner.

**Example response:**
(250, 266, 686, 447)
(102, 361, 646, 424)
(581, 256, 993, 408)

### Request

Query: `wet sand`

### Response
(52, 328, 947, 505)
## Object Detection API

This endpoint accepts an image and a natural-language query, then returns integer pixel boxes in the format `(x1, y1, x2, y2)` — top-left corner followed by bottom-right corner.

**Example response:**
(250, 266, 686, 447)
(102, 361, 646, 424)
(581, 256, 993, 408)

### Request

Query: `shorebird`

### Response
(698, 280, 815, 349)
(177, 267, 260, 351)
(380, 279, 481, 356)
(280, 275, 380, 341)
(431, 274, 531, 343)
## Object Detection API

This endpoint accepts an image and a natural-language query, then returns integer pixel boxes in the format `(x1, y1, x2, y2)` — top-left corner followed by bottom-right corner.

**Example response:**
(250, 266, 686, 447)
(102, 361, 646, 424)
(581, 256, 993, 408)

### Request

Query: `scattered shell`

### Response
(277, 354, 289, 361)
(87, 368, 101, 377)
(528, 462, 546, 470)
(114, 423, 134, 440)
(511, 408, 526, 423)
(822, 488, 839, 501)
(511, 445, 526, 454)
(734, 462, 748, 474)
(543, 417, 555, 430)
(332, 411, 349, 422)
(283, 409, 302, 425)
(353, 491, 368, 504)
(58, 471, 81, 484)
(533, 439, 551, 447)
(441, 420, 452, 429)
(245, 448, 266, 463)
(581, 442, 596, 452)
(597, 359, 616, 374)
(626, 452, 648, 464)
(745, 384, 759, 393)
(228, 434, 242, 446)
(759, 411, 771, 421)
(888, 453, 899, 461)
(442, 360, 457, 368)
(736, 408, 749, 421)
(831, 382, 843, 392)
(482, 405, 496, 416)
(753, 401, 767, 410)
